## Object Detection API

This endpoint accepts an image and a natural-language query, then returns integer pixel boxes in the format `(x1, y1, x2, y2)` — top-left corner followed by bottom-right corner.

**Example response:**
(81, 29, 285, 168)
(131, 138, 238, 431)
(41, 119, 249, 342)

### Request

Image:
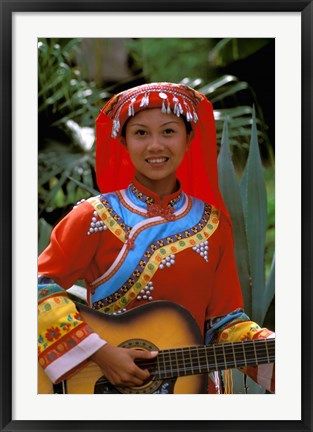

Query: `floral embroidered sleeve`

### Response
(38, 279, 106, 384)
(38, 202, 107, 384)
(206, 311, 275, 393)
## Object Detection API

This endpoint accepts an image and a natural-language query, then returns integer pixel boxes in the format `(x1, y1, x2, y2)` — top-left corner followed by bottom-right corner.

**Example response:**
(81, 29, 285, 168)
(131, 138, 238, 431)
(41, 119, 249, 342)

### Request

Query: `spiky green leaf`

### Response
(218, 121, 251, 315)
(240, 108, 267, 323)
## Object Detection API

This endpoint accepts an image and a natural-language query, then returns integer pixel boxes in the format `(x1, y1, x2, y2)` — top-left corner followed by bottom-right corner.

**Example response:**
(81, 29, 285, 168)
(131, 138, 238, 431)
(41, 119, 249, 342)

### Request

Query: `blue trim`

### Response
(205, 310, 244, 344)
(91, 195, 205, 303)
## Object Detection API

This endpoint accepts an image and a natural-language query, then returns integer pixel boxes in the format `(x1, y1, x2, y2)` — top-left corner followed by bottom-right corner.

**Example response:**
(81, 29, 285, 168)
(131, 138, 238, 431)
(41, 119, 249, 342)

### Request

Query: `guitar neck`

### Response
(146, 338, 275, 380)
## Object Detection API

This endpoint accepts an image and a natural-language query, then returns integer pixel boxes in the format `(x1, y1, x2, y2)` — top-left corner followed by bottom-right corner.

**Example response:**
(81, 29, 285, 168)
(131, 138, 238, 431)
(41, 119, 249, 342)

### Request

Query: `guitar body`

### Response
(38, 301, 208, 394)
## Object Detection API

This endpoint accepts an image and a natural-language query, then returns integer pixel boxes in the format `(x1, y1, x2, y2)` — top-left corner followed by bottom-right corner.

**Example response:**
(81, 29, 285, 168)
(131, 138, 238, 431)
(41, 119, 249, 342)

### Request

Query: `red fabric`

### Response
(38, 199, 243, 334)
(95, 83, 230, 221)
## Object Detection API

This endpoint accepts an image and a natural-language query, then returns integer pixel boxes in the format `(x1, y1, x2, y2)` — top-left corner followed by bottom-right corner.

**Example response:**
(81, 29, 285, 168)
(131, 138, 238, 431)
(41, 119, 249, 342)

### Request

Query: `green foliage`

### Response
(240, 108, 268, 323)
(218, 113, 275, 395)
(182, 77, 270, 170)
(218, 122, 251, 314)
(127, 38, 272, 168)
(127, 38, 216, 83)
(38, 37, 275, 394)
(38, 38, 106, 128)
(218, 112, 275, 325)
(128, 38, 271, 82)
(38, 218, 52, 255)
(208, 38, 270, 67)
(38, 38, 108, 223)
(38, 39, 275, 306)
(38, 141, 95, 215)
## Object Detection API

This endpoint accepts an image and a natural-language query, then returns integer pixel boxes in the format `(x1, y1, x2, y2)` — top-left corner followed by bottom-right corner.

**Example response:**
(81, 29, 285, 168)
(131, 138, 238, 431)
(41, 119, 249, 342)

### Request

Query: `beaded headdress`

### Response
(96, 82, 229, 219)
(102, 82, 203, 138)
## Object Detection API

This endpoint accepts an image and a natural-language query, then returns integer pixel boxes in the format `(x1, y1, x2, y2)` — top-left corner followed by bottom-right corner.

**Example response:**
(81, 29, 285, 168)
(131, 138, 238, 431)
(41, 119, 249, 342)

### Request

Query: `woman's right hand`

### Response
(90, 343, 158, 388)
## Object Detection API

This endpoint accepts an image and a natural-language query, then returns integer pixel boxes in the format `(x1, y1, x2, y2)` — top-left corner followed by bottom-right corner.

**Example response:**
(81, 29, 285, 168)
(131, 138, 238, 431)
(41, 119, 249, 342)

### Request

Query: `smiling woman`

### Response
(120, 109, 193, 197)
(38, 82, 275, 394)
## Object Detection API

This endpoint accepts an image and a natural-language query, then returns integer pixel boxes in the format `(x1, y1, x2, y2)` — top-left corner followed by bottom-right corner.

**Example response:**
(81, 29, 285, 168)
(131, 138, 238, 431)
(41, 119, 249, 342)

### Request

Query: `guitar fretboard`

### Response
(145, 339, 275, 380)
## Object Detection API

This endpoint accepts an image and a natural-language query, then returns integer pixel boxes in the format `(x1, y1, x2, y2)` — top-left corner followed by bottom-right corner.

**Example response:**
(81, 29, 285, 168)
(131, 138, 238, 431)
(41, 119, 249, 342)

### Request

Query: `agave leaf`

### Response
(226, 118, 254, 128)
(262, 253, 275, 325)
(240, 108, 267, 323)
(217, 121, 251, 315)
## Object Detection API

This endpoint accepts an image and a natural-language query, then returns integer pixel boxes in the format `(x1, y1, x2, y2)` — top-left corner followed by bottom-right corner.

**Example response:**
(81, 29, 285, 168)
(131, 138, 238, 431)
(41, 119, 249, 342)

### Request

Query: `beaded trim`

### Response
(87, 196, 132, 242)
(103, 83, 202, 138)
(92, 204, 219, 313)
(89, 196, 192, 291)
(87, 210, 108, 235)
(192, 240, 209, 262)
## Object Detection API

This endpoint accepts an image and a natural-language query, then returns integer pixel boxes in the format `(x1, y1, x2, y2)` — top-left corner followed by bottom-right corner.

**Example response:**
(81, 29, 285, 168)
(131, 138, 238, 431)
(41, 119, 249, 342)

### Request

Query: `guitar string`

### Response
(94, 342, 275, 386)
(94, 341, 275, 384)
(137, 341, 275, 368)
(157, 343, 275, 357)
(139, 351, 275, 372)
(156, 339, 275, 353)
(149, 340, 275, 358)
(94, 355, 275, 386)
(94, 342, 275, 373)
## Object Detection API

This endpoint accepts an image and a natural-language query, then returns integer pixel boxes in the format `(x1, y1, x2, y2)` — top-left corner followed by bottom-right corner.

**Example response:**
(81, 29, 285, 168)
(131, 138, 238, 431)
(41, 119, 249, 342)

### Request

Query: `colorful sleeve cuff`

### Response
(43, 333, 106, 384)
(216, 320, 275, 393)
(38, 279, 107, 384)
(216, 320, 274, 343)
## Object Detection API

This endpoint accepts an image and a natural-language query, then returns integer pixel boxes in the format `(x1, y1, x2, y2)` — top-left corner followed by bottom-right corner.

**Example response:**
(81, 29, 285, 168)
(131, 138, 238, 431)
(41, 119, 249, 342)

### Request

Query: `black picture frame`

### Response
(1, 1, 312, 431)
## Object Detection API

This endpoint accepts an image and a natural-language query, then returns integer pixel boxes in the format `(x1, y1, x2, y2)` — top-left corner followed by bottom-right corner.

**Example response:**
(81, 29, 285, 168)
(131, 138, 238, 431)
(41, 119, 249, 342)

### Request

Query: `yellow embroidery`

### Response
(218, 321, 262, 343)
(38, 297, 82, 350)
(98, 207, 220, 313)
(88, 197, 127, 243)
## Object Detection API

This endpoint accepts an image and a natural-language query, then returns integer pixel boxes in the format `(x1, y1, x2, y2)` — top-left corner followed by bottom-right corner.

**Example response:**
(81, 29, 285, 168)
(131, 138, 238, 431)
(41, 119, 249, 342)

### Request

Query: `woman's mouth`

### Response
(146, 157, 169, 165)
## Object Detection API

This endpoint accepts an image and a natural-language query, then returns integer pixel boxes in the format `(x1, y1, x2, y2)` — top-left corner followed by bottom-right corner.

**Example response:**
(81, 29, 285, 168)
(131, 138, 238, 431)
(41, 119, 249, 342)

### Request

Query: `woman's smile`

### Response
(145, 156, 169, 166)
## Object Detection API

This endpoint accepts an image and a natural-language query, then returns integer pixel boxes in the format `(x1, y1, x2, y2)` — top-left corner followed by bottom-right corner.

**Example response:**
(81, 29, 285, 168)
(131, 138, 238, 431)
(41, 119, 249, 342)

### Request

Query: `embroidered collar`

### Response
(129, 178, 183, 209)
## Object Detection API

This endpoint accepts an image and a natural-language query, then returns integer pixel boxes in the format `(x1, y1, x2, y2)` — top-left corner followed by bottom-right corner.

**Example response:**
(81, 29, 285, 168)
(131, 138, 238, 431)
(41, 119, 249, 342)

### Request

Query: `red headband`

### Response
(95, 82, 229, 220)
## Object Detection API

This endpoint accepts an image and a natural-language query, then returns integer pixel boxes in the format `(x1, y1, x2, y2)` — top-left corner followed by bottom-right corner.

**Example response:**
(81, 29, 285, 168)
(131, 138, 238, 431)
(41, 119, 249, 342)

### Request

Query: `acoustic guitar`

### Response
(38, 300, 275, 394)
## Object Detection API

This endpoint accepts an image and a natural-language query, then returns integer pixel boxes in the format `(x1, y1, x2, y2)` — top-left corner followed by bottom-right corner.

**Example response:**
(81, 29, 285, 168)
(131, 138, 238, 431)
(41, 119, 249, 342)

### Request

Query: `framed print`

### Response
(1, 0, 312, 431)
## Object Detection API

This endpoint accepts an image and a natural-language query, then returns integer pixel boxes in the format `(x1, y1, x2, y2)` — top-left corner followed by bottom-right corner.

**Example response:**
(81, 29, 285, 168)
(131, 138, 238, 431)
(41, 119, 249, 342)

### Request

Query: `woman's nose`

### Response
(147, 135, 163, 150)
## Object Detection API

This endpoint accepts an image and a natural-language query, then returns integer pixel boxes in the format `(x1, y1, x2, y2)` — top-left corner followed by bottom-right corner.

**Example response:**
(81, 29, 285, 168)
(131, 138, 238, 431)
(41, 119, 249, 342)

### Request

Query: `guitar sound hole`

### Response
(93, 338, 175, 394)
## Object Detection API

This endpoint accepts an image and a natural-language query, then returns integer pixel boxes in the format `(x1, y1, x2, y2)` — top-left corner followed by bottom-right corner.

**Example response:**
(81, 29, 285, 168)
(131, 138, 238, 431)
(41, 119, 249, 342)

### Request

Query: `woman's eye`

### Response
(135, 130, 147, 136)
(163, 128, 175, 135)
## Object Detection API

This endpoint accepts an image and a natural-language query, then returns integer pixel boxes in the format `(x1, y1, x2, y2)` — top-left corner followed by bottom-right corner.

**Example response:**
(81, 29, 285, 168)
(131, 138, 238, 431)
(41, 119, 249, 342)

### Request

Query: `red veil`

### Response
(95, 82, 229, 220)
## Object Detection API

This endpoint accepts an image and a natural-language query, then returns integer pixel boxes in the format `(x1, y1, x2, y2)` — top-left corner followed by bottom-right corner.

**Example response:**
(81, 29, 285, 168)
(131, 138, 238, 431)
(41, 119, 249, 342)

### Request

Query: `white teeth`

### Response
(147, 158, 167, 163)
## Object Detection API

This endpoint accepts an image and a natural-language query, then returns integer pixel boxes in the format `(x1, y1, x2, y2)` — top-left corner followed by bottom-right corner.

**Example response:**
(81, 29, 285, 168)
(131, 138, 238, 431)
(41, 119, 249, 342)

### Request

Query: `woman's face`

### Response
(121, 108, 193, 194)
